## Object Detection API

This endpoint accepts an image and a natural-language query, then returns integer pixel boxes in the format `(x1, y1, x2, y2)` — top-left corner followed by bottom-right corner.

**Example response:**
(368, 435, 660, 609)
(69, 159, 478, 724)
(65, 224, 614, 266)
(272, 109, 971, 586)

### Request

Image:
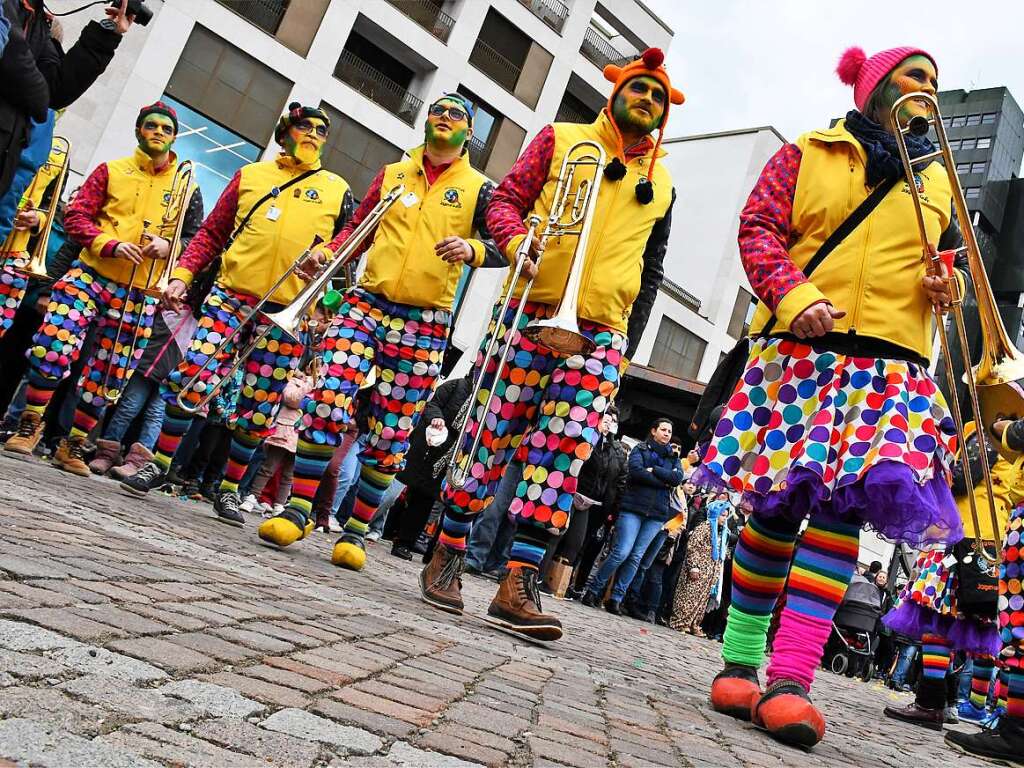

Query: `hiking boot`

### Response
(946, 715, 1024, 764)
(109, 442, 153, 480)
(710, 664, 761, 721)
(752, 679, 826, 748)
(120, 461, 167, 496)
(214, 491, 244, 526)
(486, 566, 563, 641)
(883, 701, 944, 731)
(53, 435, 91, 477)
(419, 544, 465, 615)
(3, 411, 45, 456)
(604, 599, 623, 616)
(88, 438, 122, 475)
(581, 591, 601, 608)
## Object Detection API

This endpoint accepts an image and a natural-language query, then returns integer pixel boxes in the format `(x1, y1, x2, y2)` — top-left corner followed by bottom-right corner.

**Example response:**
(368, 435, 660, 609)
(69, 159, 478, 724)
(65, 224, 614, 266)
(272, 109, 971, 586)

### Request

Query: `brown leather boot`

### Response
(418, 544, 465, 615)
(87, 438, 122, 475)
(53, 435, 91, 477)
(3, 411, 45, 456)
(486, 566, 563, 641)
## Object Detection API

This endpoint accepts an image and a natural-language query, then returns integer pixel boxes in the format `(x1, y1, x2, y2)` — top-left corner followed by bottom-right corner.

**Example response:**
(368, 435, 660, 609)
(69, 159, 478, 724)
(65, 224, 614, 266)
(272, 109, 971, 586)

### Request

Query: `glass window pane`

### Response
(966, 114, 981, 126)
(648, 317, 707, 380)
(956, 162, 971, 173)
(982, 113, 997, 124)
(961, 138, 975, 150)
(951, 116, 966, 127)
(977, 137, 992, 149)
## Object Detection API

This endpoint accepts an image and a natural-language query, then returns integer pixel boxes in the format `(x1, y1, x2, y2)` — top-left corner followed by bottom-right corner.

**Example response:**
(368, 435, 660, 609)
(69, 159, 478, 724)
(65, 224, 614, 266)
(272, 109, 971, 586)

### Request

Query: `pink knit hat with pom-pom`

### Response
(836, 46, 936, 110)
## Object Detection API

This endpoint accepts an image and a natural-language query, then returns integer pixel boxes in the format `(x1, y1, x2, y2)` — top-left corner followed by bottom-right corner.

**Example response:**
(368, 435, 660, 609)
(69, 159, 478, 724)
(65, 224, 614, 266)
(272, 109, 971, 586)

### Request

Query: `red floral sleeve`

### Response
(737, 143, 807, 311)
(173, 172, 240, 281)
(64, 163, 119, 257)
(486, 125, 555, 256)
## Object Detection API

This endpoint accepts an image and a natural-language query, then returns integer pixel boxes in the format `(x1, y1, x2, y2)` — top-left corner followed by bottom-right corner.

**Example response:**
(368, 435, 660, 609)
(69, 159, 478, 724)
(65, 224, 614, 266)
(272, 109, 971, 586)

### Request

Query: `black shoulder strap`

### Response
(762, 175, 899, 335)
(223, 168, 321, 252)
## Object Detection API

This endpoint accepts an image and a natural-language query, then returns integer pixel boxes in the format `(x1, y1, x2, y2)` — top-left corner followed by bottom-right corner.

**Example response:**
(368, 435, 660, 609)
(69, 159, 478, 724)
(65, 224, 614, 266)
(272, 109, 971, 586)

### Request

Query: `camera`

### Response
(108, 0, 152, 26)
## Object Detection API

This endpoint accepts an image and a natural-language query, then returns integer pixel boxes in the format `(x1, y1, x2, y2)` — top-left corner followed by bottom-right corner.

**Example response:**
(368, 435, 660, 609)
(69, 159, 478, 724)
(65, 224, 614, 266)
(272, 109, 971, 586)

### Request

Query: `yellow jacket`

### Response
(357, 146, 491, 310)
(66, 148, 185, 289)
(0, 139, 65, 255)
(504, 113, 674, 334)
(173, 155, 351, 304)
(956, 433, 1024, 541)
(748, 120, 954, 360)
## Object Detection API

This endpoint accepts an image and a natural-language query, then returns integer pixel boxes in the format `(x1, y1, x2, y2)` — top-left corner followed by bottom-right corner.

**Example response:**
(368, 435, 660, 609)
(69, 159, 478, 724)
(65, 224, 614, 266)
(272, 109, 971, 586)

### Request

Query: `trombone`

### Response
(100, 160, 194, 403)
(4, 136, 72, 280)
(175, 183, 406, 414)
(892, 92, 1024, 565)
(447, 141, 606, 489)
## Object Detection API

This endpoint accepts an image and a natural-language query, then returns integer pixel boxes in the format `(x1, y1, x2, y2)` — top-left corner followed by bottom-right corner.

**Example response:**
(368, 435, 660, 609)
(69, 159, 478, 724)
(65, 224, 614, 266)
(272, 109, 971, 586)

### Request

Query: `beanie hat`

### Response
(275, 102, 331, 144)
(430, 93, 475, 125)
(836, 46, 937, 111)
(602, 48, 684, 204)
(136, 101, 178, 134)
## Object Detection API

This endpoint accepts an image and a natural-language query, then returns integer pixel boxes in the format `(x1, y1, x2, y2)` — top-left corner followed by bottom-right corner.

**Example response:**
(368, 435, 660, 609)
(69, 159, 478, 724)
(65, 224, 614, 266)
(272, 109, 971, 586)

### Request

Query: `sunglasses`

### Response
(428, 104, 468, 122)
(293, 119, 329, 138)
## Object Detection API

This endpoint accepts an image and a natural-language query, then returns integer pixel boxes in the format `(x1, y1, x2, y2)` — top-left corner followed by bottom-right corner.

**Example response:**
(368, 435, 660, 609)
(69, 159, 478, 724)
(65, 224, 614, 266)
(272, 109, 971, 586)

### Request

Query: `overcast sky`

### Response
(643, 0, 1024, 149)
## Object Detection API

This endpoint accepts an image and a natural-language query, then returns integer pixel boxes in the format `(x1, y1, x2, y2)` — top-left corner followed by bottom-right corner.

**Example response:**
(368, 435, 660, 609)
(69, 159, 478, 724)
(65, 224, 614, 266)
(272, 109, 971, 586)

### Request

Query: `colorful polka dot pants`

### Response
(999, 503, 1024, 720)
(0, 260, 29, 338)
(26, 261, 156, 434)
(286, 287, 449, 533)
(439, 299, 623, 569)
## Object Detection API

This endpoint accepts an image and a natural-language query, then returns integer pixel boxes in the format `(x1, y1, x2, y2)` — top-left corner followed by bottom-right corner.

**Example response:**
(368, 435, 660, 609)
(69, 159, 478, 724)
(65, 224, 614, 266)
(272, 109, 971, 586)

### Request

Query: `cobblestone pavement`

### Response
(0, 454, 991, 768)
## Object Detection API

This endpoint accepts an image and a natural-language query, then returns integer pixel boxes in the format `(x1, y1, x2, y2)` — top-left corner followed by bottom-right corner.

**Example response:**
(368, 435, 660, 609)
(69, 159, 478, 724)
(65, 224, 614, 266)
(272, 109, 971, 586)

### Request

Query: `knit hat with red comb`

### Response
(836, 46, 936, 111)
(603, 47, 685, 204)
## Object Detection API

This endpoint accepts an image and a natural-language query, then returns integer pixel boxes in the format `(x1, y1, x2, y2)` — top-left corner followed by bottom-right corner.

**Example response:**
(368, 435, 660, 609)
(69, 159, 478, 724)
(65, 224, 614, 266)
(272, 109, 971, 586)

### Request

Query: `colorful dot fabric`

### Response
(299, 286, 450, 473)
(903, 548, 954, 615)
(165, 282, 304, 438)
(0, 261, 28, 337)
(441, 298, 623, 534)
(702, 336, 957, 497)
(1000, 504, 1024, 654)
(26, 261, 156, 420)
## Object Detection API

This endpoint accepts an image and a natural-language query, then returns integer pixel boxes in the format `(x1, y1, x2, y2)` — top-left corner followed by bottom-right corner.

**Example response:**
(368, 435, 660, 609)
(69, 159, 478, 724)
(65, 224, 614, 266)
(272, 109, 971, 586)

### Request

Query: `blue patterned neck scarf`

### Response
(845, 109, 935, 188)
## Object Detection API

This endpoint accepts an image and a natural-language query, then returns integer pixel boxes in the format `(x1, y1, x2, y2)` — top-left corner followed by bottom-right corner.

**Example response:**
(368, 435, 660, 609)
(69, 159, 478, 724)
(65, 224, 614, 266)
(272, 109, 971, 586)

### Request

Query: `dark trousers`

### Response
(0, 301, 43, 418)
(396, 485, 438, 549)
(185, 422, 232, 485)
(571, 513, 612, 592)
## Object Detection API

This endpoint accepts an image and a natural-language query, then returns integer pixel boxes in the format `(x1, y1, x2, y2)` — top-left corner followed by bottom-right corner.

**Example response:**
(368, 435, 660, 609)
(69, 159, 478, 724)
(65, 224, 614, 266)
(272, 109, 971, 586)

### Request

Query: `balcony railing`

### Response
(383, 0, 455, 43)
(467, 136, 488, 170)
(215, 0, 289, 35)
(555, 101, 598, 124)
(517, 0, 568, 33)
(468, 38, 522, 93)
(580, 27, 634, 70)
(334, 50, 424, 126)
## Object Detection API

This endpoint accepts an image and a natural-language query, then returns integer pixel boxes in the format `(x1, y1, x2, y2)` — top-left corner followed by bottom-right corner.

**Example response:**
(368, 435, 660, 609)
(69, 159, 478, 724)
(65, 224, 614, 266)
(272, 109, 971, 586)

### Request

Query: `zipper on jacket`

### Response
(578, 158, 627, 301)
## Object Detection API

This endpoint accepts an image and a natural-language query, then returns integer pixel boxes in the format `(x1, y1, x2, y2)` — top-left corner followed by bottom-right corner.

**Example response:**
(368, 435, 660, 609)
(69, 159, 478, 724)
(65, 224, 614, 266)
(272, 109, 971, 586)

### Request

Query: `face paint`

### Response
(424, 99, 470, 150)
(136, 113, 176, 158)
(284, 117, 327, 164)
(867, 55, 938, 128)
(612, 76, 666, 136)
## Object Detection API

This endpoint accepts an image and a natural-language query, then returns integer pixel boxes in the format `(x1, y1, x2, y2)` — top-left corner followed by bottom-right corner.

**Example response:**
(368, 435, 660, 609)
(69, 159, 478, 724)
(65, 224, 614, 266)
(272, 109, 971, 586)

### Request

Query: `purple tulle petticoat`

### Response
(884, 600, 1000, 657)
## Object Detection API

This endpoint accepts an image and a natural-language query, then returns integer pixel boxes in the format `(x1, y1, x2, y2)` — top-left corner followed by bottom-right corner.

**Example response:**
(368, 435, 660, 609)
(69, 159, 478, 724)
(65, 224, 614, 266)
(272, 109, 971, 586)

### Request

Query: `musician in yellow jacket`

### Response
(257, 93, 503, 569)
(418, 51, 682, 641)
(3, 102, 195, 478)
(121, 103, 353, 529)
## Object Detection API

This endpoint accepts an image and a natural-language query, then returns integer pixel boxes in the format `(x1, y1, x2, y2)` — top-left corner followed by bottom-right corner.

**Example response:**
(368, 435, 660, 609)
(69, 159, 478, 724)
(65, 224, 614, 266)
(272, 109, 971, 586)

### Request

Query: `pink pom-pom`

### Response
(836, 46, 866, 85)
(642, 48, 665, 69)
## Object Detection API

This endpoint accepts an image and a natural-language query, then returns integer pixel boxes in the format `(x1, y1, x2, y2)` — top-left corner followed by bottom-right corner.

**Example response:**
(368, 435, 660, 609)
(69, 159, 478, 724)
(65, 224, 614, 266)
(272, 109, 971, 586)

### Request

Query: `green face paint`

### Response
(424, 100, 470, 151)
(283, 119, 326, 164)
(612, 76, 665, 136)
(136, 113, 176, 158)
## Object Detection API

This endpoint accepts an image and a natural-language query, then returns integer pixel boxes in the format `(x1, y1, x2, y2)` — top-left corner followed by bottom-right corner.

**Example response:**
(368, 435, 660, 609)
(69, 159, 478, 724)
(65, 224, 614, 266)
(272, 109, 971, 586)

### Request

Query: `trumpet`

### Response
(175, 183, 405, 414)
(4, 136, 72, 280)
(446, 141, 606, 489)
(892, 92, 1024, 564)
(100, 160, 194, 403)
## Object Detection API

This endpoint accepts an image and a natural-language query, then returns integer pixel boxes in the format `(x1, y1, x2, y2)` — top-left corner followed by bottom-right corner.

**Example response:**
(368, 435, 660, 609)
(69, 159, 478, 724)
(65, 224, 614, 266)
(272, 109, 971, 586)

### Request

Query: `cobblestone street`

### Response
(0, 454, 991, 767)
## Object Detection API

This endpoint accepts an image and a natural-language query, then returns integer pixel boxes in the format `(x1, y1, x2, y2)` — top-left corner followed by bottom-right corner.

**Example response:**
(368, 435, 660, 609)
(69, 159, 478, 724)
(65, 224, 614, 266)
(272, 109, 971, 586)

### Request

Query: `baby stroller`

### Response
(825, 574, 883, 681)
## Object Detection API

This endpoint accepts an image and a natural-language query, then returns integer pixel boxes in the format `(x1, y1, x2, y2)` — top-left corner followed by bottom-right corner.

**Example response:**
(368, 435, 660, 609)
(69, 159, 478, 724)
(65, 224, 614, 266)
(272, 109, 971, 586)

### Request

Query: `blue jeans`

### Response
(103, 375, 165, 449)
(587, 512, 665, 602)
(892, 644, 919, 687)
(333, 433, 367, 519)
(466, 462, 523, 572)
(368, 478, 406, 536)
(626, 530, 668, 610)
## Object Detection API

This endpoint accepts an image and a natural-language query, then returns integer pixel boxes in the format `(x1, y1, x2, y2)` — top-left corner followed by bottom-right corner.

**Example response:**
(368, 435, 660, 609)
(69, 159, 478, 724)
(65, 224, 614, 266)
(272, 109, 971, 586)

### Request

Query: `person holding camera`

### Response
(0, 0, 139, 198)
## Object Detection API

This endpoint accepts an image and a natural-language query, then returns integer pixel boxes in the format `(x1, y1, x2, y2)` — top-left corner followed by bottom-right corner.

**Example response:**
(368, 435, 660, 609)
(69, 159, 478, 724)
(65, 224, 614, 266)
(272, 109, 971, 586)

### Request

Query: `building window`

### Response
(966, 113, 981, 126)
(648, 317, 707, 380)
(334, 30, 424, 126)
(977, 137, 992, 149)
(956, 162, 971, 173)
(166, 25, 293, 146)
(469, 8, 552, 109)
(319, 102, 403, 202)
(941, 117, 952, 128)
(214, 0, 328, 57)
(948, 138, 961, 151)
(965, 187, 981, 199)
(727, 287, 756, 339)
(982, 113, 997, 124)
(951, 115, 966, 128)
(960, 137, 976, 150)
(971, 162, 987, 174)
(458, 86, 526, 180)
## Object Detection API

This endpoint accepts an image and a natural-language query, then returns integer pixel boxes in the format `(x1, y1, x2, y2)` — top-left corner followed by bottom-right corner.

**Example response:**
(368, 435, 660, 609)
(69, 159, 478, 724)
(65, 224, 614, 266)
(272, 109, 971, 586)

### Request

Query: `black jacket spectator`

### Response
(0, 0, 122, 194)
(576, 431, 627, 512)
(398, 375, 472, 495)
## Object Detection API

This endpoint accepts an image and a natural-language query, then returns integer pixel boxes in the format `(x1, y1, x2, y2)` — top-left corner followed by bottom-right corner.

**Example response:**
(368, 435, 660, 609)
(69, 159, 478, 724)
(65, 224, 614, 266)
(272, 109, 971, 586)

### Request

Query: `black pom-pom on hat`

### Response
(635, 178, 654, 204)
(604, 157, 627, 181)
